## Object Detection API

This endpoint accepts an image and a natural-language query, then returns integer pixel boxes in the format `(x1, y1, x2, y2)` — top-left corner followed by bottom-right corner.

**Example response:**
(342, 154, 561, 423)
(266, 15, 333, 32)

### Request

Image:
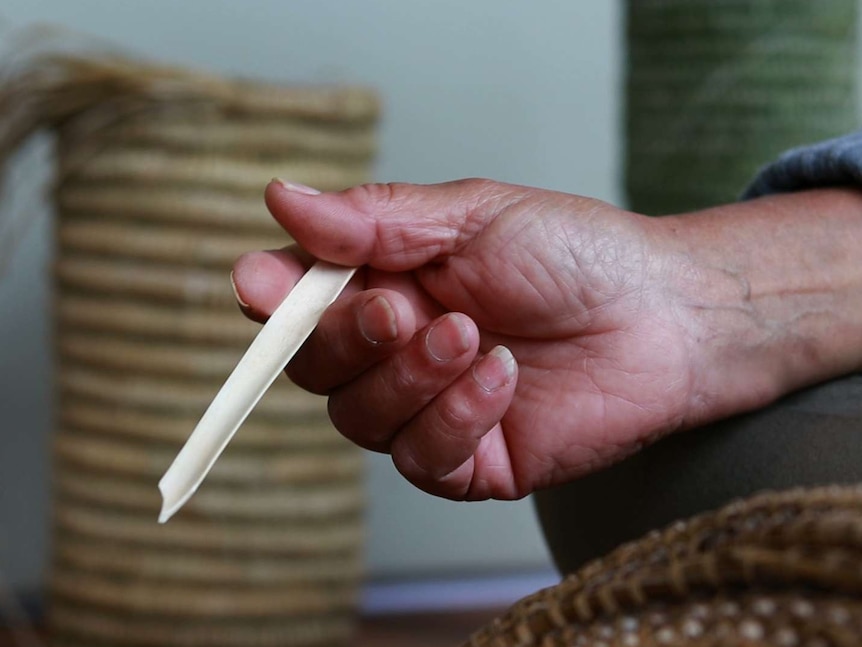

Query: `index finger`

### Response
(264, 178, 518, 272)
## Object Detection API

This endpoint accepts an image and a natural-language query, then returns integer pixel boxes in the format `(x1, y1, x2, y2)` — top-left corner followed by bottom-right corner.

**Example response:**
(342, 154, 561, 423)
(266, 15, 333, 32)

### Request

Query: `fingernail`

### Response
(473, 346, 516, 392)
(358, 295, 398, 344)
(426, 314, 470, 362)
(229, 270, 250, 308)
(272, 177, 321, 195)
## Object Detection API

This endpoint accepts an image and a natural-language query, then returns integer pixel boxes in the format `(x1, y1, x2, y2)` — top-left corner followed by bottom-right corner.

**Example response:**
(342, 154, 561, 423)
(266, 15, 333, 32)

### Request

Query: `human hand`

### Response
(231, 180, 862, 499)
(231, 178, 696, 499)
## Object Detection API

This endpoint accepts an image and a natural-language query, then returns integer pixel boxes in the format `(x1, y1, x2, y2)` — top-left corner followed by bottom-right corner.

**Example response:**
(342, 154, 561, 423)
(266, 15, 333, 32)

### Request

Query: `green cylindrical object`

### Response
(626, 0, 857, 215)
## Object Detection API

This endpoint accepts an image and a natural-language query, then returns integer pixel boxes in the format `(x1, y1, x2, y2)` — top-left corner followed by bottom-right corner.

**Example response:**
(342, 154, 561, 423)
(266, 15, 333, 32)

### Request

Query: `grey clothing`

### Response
(743, 131, 862, 199)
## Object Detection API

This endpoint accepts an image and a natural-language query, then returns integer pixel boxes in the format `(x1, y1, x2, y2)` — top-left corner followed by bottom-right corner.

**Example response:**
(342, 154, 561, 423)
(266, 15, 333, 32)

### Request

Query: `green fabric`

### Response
(625, 0, 858, 215)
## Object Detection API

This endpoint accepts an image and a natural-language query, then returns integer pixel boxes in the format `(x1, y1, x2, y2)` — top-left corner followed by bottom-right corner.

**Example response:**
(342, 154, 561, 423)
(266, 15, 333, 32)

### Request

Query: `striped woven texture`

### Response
(10, 56, 380, 647)
(468, 485, 862, 647)
(625, 0, 858, 215)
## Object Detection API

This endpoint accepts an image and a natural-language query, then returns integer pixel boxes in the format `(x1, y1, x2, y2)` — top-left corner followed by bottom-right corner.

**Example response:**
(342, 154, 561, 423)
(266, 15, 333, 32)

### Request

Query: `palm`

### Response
(371, 198, 694, 496)
(247, 179, 707, 500)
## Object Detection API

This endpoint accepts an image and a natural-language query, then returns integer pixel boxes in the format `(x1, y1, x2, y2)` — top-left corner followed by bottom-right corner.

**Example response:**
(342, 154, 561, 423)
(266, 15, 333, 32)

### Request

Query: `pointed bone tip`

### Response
(157, 473, 198, 524)
(158, 496, 182, 524)
(158, 490, 172, 524)
(157, 477, 179, 524)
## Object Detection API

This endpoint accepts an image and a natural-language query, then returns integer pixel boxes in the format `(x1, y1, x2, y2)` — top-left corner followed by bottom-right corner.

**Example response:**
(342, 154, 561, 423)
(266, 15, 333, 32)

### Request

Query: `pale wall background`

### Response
(0, 1, 622, 598)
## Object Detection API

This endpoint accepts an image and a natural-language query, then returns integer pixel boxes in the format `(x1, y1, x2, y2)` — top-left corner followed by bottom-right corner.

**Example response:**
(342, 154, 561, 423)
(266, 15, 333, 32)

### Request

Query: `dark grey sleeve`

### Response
(742, 131, 862, 200)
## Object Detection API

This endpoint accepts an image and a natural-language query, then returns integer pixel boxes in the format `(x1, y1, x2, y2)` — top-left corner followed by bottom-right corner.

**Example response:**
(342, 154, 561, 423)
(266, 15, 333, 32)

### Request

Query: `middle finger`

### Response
(327, 312, 480, 452)
(286, 288, 417, 394)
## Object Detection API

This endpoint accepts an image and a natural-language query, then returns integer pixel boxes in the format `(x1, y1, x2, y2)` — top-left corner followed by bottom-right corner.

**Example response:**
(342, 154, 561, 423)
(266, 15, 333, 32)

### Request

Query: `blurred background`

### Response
(0, 1, 621, 615)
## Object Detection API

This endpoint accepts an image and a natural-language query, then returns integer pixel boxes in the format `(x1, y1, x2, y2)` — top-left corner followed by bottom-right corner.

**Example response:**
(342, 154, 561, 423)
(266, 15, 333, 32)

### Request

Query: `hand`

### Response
(232, 179, 696, 499)
(231, 179, 862, 500)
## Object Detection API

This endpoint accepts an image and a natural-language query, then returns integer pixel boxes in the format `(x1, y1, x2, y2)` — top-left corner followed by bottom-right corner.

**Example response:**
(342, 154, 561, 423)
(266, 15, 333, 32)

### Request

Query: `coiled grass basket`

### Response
(0, 53, 379, 647)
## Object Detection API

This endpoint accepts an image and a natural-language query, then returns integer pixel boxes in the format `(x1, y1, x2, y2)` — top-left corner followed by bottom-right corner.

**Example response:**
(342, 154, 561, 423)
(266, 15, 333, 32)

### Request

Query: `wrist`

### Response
(650, 188, 862, 428)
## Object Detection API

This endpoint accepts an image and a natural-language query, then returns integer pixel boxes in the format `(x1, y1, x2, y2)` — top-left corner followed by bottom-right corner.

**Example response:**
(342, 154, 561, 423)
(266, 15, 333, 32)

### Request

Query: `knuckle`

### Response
(434, 395, 474, 434)
(342, 182, 412, 215)
(455, 177, 497, 195)
(453, 177, 513, 208)
(385, 353, 420, 395)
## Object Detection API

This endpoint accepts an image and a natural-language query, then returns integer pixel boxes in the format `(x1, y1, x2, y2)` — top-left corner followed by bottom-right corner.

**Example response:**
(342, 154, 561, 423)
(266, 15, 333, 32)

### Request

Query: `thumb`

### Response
(264, 178, 521, 271)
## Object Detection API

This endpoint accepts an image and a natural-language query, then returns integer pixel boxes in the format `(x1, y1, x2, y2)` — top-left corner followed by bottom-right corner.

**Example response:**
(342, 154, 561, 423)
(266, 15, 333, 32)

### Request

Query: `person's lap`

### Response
(535, 373, 862, 573)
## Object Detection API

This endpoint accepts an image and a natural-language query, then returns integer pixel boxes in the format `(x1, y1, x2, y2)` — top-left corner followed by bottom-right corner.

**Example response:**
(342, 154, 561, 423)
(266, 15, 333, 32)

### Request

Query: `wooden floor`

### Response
(0, 609, 504, 647)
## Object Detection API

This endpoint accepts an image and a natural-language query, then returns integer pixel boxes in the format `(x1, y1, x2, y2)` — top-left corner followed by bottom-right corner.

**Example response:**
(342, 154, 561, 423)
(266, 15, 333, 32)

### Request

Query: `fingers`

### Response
(327, 312, 480, 452)
(306, 307, 519, 499)
(285, 288, 417, 395)
(231, 245, 520, 499)
(264, 177, 527, 271)
(232, 248, 442, 395)
(390, 345, 518, 499)
(231, 246, 325, 323)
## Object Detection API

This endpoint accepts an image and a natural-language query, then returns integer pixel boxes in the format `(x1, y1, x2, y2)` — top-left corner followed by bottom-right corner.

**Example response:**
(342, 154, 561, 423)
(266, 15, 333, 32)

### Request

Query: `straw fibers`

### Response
(0, 49, 378, 647)
(469, 485, 862, 647)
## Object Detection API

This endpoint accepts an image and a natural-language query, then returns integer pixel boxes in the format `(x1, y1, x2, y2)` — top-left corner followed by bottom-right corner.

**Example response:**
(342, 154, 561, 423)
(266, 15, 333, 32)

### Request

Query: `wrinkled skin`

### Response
(232, 179, 862, 500)
(233, 179, 697, 500)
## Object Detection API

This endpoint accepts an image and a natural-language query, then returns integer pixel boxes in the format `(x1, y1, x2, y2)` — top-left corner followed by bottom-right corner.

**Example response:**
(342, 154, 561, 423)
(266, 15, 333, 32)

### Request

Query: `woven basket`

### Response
(470, 485, 862, 646)
(1, 54, 378, 647)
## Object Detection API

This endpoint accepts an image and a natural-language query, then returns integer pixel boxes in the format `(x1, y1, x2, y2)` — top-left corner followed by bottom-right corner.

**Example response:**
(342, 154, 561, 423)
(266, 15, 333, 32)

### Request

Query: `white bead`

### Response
(739, 619, 765, 641)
